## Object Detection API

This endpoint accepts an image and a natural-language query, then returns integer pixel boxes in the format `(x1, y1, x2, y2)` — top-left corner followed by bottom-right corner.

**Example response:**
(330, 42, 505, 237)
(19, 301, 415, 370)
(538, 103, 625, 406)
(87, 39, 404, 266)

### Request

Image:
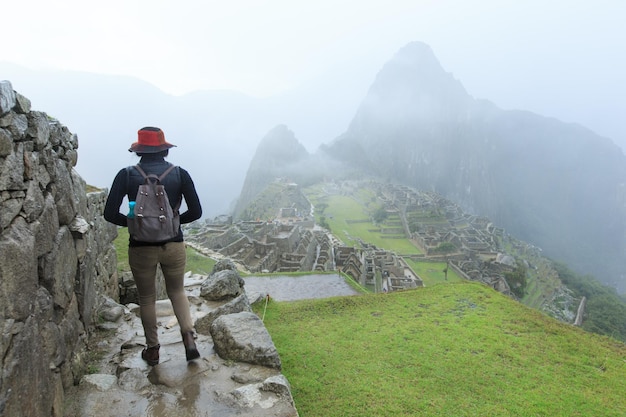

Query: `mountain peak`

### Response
(352, 42, 471, 129)
(254, 124, 308, 162)
(393, 41, 441, 69)
(234, 125, 310, 218)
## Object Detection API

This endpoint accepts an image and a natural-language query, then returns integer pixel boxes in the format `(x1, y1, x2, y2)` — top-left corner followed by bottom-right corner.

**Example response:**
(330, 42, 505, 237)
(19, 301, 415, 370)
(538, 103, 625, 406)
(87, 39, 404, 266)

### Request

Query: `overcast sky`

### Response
(4, 0, 626, 148)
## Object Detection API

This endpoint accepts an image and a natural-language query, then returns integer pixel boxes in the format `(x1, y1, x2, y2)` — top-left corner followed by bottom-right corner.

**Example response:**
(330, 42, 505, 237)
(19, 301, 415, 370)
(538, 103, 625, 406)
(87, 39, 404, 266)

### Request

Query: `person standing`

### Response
(104, 126, 203, 366)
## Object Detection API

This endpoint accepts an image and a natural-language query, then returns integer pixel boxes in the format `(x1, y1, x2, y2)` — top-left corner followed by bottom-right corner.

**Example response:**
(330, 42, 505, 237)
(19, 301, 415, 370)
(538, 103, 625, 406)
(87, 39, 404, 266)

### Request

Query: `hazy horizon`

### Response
(3, 0, 626, 152)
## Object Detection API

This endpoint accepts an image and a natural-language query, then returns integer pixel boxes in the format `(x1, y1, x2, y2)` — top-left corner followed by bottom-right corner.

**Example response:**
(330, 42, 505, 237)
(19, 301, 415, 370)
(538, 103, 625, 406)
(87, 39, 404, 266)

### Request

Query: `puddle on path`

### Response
(243, 274, 361, 301)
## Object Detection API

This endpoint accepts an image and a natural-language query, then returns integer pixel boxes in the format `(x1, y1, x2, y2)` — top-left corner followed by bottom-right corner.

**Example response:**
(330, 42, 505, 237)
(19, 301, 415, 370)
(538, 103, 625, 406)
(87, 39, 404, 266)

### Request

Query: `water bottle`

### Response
(128, 201, 136, 218)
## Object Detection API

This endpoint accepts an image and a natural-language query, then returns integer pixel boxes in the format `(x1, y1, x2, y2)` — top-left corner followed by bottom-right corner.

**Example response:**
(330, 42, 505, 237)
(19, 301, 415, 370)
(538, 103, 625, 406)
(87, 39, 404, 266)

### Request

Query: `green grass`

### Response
(307, 192, 421, 255)
(186, 249, 216, 275)
(259, 282, 626, 417)
(404, 259, 464, 286)
(113, 227, 130, 272)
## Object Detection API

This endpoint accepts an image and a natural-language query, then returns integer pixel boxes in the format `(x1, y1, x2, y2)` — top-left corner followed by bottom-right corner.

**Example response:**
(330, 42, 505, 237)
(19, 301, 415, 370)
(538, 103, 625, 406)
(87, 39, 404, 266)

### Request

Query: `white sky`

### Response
(3, 0, 626, 146)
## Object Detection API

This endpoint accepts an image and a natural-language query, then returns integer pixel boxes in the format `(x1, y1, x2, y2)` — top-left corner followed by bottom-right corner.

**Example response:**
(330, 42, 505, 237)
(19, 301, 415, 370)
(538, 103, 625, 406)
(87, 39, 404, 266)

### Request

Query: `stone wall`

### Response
(0, 81, 118, 417)
(266, 224, 300, 253)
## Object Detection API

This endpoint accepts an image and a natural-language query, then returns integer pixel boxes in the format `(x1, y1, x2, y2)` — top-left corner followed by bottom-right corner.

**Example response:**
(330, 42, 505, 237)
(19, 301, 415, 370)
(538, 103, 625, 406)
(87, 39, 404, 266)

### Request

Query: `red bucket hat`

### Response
(128, 127, 176, 153)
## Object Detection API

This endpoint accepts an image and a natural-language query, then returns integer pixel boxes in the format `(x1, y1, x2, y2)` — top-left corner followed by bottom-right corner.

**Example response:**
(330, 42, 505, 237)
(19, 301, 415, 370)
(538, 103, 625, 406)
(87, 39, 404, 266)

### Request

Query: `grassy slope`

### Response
(255, 183, 626, 415)
(404, 258, 463, 286)
(259, 282, 626, 417)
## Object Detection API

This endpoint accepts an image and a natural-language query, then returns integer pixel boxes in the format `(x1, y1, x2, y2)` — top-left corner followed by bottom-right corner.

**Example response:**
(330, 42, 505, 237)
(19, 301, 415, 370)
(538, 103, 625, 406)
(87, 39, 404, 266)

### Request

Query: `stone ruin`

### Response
(187, 179, 568, 302)
(185, 209, 425, 293)
(186, 218, 334, 274)
(0, 80, 118, 416)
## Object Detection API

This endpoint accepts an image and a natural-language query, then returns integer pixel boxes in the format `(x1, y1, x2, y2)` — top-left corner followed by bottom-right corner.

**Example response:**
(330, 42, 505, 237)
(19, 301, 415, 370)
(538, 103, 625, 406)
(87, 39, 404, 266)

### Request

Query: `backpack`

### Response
(127, 164, 181, 242)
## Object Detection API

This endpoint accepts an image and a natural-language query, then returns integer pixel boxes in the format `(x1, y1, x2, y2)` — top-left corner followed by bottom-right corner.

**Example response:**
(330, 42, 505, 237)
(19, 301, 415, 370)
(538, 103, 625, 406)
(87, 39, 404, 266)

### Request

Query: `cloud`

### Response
(3, 0, 626, 147)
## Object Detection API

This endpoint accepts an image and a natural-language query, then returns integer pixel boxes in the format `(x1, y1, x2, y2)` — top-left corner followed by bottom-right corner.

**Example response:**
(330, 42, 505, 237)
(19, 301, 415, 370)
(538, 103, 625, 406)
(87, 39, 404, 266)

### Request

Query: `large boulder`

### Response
(200, 269, 245, 301)
(210, 312, 281, 370)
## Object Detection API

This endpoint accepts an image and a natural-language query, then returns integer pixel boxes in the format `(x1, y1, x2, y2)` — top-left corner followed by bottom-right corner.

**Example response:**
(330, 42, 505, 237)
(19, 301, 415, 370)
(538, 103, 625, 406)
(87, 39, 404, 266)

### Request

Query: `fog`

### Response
(2, 1, 626, 216)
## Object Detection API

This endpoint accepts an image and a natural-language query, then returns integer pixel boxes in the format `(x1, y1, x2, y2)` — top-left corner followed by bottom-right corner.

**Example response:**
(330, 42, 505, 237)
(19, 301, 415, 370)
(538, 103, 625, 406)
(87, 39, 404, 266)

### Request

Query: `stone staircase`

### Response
(64, 265, 299, 417)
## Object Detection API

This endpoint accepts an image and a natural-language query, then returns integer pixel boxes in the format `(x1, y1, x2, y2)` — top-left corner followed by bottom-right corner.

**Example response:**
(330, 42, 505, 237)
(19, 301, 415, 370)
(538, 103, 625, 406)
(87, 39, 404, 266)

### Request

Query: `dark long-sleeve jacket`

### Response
(104, 154, 202, 246)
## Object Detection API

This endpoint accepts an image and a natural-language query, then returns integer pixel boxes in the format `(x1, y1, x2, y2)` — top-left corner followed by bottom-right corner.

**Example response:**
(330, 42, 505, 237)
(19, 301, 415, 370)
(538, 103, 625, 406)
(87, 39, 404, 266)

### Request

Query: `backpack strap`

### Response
(133, 164, 181, 212)
(158, 164, 177, 182)
(134, 164, 177, 184)
(133, 164, 154, 183)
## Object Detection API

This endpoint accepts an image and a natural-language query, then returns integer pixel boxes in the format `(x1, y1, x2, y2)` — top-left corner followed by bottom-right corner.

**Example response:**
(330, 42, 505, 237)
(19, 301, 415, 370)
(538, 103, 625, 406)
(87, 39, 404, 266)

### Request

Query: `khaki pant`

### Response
(129, 242, 194, 347)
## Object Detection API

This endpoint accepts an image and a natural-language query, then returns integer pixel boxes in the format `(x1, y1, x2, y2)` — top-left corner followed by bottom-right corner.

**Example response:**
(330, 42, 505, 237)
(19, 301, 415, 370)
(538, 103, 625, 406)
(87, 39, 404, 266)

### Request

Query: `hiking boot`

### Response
(182, 331, 200, 361)
(141, 344, 160, 366)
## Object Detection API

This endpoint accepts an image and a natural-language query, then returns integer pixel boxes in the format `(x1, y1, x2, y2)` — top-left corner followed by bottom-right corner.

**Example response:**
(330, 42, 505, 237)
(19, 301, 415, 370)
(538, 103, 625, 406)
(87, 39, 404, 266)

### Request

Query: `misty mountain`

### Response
(233, 124, 355, 219)
(320, 42, 626, 291)
(234, 125, 308, 217)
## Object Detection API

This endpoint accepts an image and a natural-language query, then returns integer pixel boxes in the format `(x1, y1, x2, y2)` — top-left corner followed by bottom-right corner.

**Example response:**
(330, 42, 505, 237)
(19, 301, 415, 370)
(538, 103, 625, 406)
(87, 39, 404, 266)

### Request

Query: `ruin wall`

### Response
(0, 81, 118, 416)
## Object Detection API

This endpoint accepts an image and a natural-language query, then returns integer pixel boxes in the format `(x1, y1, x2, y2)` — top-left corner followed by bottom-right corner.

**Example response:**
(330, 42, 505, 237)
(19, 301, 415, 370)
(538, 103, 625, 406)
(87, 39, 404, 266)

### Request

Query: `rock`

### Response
(99, 304, 125, 323)
(26, 111, 50, 150)
(69, 215, 91, 236)
(217, 374, 297, 414)
(117, 368, 151, 391)
(0, 196, 23, 230)
(50, 159, 77, 225)
(212, 258, 239, 273)
(0, 81, 16, 115)
(80, 374, 117, 391)
(232, 372, 264, 384)
(195, 293, 252, 334)
(0, 141, 25, 191)
(0, 217, 39, 320)
(97, 322, 120, 331)
(225, 383, 281, 409)
(261, 374, 293, 398)
(23, 180, 45, 222)
(210, 312, 281, 370)
(0, 128, 11, 156)
(246, 290, 268, 305)
(14, 93, 31, 114)
(200, 269, 245, 301)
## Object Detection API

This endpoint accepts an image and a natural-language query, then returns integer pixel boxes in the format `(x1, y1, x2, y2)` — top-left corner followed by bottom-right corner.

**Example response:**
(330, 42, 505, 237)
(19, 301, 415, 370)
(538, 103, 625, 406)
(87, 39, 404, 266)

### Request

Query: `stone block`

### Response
(0, 128, 11, 156)
(0, 218, 38, 320)
(210, 311, 281, 370)
(195, 293, 252, 335)
(14, 92, 31, 114)
(200, 269, 245, 301)
(0, 81, 15, 115)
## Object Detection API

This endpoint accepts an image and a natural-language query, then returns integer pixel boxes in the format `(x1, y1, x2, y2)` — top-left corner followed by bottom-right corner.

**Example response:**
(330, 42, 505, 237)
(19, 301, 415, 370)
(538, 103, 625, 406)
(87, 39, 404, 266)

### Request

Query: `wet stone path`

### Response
(63, 275, 299, 417)
(64, 273, 357, 416)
